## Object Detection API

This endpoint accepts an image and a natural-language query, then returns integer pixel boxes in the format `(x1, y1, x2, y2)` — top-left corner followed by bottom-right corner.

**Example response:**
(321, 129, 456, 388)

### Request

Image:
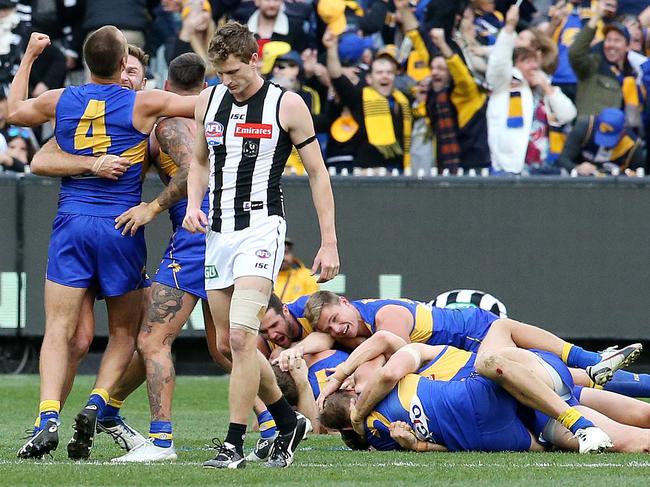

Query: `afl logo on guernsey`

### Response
(234, 123, 273, 139)
(256, 249, 271, 259)
(205, 121, 224, 146)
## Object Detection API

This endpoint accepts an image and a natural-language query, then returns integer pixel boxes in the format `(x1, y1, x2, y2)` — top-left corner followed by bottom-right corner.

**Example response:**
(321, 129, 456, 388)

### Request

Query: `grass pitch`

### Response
(2, 375, 650, 486)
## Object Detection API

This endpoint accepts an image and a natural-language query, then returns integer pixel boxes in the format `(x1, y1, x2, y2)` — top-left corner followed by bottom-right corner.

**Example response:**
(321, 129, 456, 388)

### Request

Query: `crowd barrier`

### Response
(1, 173, 649, 340)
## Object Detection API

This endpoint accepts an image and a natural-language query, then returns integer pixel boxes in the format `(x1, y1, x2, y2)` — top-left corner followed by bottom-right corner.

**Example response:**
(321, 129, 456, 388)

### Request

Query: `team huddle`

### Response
(11, 20, 649, 468)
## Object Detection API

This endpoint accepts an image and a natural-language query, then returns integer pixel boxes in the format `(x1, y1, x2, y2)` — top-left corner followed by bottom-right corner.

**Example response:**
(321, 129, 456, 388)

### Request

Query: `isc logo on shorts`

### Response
(234, 123, 273, 139)
(204, 265, 218, 279)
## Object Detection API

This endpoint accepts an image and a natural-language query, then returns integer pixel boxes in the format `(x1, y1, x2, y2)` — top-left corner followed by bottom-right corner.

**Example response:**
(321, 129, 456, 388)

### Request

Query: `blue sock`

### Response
(567, 415, 595, 435)
(603, 370, 650, 397)
(150, 421, 173, 448)
(565, 344, 601, 369)
(257, 410, 277, 439)
(100, 403, 121, 421)
(38, 411, 59, 431)
(86, 388, 109, 416)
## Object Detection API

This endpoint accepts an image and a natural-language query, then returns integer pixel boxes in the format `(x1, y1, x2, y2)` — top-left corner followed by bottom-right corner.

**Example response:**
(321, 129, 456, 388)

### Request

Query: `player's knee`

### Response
(229, 328, 253, 354)
(136, 330, 159, 357)
(68, 332, 92, 362)
(229, 289, 268, 336)
(216, 335, 232, 358)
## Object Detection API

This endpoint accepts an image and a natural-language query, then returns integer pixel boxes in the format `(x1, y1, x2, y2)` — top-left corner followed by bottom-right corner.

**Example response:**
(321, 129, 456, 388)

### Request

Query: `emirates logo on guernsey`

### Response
(234, 123, 273, 138)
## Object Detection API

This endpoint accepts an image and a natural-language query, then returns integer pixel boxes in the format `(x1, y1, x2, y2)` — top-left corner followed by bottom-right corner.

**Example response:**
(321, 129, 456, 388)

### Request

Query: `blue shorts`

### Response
(431, 307, 499, 352)
(154, 226, 207, 300)
(435, 376, 532, 452)
(46, 213, 147, 297)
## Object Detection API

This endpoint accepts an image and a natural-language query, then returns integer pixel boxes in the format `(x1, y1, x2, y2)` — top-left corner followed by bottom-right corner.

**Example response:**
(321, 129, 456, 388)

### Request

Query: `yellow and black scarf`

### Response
(362, 86, 412, 163)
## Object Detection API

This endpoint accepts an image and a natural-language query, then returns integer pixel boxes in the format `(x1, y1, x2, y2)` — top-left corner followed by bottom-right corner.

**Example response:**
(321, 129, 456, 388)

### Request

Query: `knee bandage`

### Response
(229, 289, 268, 335)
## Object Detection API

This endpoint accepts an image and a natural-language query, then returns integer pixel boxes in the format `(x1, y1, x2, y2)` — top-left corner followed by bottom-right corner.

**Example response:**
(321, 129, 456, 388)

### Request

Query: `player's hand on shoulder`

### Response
(115, 202, 157, 236)
(311, 243, 340, 283)
(182, 207, 208, 234)
(25, 33, 51, 60)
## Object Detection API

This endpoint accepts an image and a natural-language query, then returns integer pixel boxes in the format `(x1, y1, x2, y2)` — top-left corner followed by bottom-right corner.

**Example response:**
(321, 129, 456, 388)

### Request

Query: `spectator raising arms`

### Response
(487, 3, 577, 175)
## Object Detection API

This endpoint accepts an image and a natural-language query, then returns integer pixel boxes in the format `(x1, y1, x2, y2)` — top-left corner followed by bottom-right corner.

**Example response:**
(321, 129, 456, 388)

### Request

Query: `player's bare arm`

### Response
(31, 139, 130, 180)
(115, 117, 195, 235)
(273, 331, 336, 371)
(373, 306, 415, 342)
(132, 89, 197, 135)
(7, 33, 62, 126)
(183, 87, 212, 234)
(351, 343, 441, 435)
(316, 331, 407, 410)
(279, 91, 339, 283)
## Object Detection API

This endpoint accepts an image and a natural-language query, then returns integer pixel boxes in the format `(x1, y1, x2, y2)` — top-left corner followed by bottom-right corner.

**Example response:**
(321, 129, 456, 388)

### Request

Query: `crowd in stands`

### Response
(1, 0, 650, 177)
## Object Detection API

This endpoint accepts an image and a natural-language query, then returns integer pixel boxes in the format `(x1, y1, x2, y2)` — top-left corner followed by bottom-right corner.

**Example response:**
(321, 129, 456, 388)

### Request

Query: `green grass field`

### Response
(2, 375, 650, 486)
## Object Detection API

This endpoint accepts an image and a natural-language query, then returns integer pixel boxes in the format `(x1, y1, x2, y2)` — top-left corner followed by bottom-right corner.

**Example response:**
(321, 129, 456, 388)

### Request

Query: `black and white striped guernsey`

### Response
(431, 289, 508, 318)
(203, 81, 293, 232)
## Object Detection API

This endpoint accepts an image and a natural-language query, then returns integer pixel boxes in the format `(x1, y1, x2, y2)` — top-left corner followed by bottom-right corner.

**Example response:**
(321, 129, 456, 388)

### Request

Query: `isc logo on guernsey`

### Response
(234, 123, 273, 139)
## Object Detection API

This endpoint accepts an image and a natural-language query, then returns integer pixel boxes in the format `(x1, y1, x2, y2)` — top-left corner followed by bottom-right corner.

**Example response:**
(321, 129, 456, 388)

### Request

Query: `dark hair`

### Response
(7, 133, 35, 163)
(513, 46, 538, 64)
(320, 391, 353, 430)
(168, 53, 206, 91)
(208, 20, 258, 65)
(272, 365, 299, 406)
(340, 429, 370, 450)
(128, 44, 149, 69)
(83, 26, 127, 78)
(267, 293, 283, 316)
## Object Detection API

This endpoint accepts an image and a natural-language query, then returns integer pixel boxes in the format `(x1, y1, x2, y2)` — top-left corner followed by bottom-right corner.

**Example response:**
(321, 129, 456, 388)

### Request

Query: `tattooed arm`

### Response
(114, 116, 196, 236)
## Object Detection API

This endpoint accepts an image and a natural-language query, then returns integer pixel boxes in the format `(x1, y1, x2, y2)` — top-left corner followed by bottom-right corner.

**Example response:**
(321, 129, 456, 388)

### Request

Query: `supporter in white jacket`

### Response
(486, 5, 577, 174)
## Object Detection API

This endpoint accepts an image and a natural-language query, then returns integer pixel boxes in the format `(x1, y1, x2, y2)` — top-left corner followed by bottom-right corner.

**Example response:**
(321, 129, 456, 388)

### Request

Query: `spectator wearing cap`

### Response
(248, 0, 307, 54)
(486, 4, 576, 175)
(323, 30, 372, 173)
(569, 1, 637, 116)
(274, 237, 319, 303)
(265, 49, 328, 174)
(556, 107, 645, 175)
(323, 28, 412, 172)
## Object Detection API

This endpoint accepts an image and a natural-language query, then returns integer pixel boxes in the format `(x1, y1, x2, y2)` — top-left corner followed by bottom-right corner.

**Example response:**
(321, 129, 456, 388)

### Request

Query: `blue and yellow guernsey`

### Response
(55, 84, 148, 217)
(351, 299, 491, 350)
(308, 349, 350, 399)
(157, 147, 210, 227)
(364, 346, 532, 452)
(264, 295, 313, 353)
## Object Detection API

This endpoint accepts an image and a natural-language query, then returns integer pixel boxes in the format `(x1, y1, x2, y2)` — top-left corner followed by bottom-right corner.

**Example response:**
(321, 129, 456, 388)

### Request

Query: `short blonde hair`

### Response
(304, 291, 340, 329)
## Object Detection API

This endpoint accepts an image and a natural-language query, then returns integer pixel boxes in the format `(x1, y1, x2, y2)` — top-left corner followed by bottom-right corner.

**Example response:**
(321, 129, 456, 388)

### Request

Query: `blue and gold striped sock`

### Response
(38, 400, 60, 431)
(100, 397, 124, 420)
(557, 407, 594, 435)
(150, 421, 173, 448)
(561, 343, 601, 369)
(257, 410, 277, 440)
(86, 388, 109, 414)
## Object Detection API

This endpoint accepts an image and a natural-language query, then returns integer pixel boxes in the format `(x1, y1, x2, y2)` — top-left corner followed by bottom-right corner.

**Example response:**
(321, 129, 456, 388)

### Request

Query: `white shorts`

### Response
(204, 215, 286, 290)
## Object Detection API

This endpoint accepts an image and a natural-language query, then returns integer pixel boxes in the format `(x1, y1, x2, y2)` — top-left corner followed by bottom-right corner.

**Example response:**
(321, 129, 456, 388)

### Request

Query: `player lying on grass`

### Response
(319, 331, 650, 453)
(276, 293, 641, 394)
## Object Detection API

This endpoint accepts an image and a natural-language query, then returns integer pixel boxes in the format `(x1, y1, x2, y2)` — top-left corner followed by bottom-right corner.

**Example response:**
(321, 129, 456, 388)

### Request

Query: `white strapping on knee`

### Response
(533, 353, 572, 400)
(229, 289, 268, 335)
(397, 344, 422, 369)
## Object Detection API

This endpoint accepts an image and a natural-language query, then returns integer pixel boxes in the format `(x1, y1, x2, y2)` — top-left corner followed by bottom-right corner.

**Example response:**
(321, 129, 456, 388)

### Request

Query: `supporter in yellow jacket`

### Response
(274, 238, 319, 302)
